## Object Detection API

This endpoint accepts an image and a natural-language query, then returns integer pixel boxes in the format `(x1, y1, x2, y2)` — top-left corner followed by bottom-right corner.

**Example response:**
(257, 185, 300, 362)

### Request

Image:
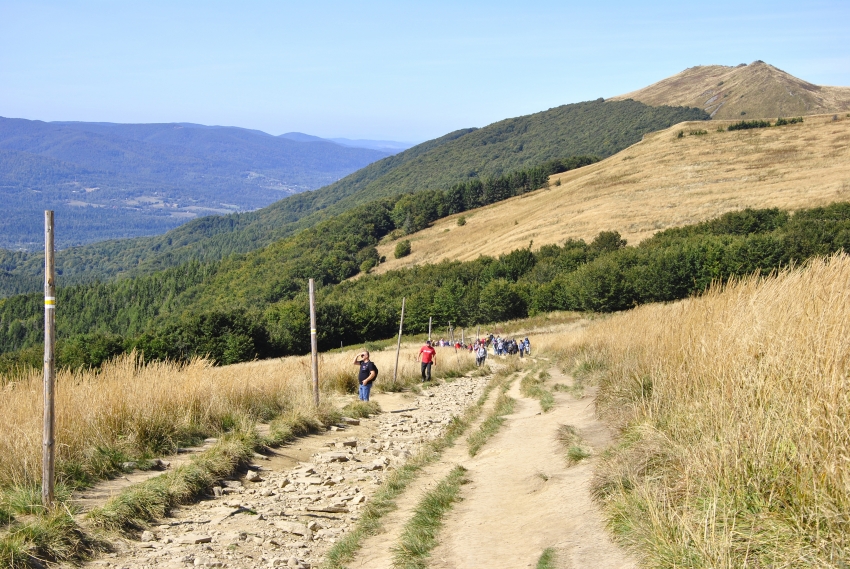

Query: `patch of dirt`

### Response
(427, 367, 636, 569)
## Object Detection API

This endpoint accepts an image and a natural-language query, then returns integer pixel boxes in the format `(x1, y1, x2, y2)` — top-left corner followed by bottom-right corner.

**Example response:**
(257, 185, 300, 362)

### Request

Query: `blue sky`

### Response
(1, 1, 848, 141)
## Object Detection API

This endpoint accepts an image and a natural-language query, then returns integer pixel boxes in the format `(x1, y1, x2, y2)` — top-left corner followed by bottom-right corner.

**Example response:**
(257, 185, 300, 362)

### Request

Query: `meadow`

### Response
(374, 113, 850, 273)
(538, 254, 850, 567)
(0, 343, 474, 491)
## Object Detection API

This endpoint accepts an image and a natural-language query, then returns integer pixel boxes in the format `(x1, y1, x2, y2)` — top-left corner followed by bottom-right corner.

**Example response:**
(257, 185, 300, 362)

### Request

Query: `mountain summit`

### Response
(610, 61, 850, 120)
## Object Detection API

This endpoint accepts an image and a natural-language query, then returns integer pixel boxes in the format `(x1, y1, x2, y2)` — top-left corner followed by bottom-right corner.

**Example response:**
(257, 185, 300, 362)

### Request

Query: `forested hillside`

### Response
(0, 100, 707, 296)
(0, 118, 392, 249)
(3, 173, 849, 374)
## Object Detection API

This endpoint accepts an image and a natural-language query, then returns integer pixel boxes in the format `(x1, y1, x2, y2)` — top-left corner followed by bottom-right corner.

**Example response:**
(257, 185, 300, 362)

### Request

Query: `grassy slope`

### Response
(371, 113, 850, 274)
(610, 60, 850, 120)
(0, 100, 706, 296)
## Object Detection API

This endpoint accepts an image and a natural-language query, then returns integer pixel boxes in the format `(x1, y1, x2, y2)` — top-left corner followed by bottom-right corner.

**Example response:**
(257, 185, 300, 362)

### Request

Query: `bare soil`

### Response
(428, 367, 635, 569)
(347, 360, 636, 569)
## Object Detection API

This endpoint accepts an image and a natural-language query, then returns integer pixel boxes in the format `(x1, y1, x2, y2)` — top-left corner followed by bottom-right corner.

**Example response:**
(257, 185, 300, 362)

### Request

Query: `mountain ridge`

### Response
(610, 61, 850, 120)
(0, 117, 393, 249)
(0, 99, 707, 295)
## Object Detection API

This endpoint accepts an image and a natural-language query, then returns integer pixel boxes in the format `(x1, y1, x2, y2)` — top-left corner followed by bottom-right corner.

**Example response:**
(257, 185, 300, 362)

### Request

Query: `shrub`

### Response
(677, 130, 684, 139)
(394, 240, 411, 259)
(689, 130, 708, 136)
(728, 119, 771, 131)
(359, 258, 376, 274)
(457, 216, 467, 226)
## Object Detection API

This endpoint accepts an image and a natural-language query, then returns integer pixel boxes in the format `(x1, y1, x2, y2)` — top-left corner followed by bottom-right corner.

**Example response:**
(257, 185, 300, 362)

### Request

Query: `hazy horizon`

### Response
(2, 0, 849, 141)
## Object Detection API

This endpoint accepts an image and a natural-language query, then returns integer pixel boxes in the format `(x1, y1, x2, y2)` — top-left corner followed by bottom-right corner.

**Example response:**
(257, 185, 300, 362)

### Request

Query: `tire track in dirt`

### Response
(426, 364, 636, 569)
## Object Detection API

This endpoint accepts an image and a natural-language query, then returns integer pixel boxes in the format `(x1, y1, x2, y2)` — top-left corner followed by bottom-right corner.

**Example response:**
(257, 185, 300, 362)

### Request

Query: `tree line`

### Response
(4, 202, 850, 375)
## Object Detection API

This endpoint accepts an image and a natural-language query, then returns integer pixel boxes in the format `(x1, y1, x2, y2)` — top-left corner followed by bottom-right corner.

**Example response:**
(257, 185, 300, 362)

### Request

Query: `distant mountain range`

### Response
(0, 118, 397, 249)
(0, 98, 708, 296)
(611, 61, 850, 120)
(279, 132, 415, 152)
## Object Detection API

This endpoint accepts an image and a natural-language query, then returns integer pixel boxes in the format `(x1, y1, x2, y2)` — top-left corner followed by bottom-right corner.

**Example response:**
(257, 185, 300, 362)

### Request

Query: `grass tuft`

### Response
(0, 508, 100, 568)
(87, 428, 258, 532)
(467, 379, 517, 457)
(557, 424, 592, 465)
(392, 465, 469, 569)
(520, 372, 555, 412)
(340, 400, 381, 419)
(536, 547, 557, 569)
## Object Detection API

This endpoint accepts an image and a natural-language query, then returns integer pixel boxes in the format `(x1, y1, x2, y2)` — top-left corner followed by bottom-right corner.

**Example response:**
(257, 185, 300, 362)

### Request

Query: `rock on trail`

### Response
(77, 375, 488, 569)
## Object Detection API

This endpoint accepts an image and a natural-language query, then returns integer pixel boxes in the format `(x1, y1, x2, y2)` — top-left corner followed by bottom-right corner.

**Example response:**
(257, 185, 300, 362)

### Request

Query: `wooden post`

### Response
(477, 325, 480, 341)
(43, 211, 56, 508)
(393, 298, 406, 384)
(428, 317, 432, 341)
(461, 328, 464, 345)
(308, 279, 319, 407)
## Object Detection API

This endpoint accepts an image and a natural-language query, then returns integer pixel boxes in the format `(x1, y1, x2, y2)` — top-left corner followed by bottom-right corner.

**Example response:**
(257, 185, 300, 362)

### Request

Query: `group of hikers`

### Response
(353, 334, 531, 401)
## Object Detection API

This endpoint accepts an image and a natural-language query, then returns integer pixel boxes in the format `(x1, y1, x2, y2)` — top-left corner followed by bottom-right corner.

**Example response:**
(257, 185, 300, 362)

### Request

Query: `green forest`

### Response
(0, 99, 708, 298)
(3, 192, 850, 375)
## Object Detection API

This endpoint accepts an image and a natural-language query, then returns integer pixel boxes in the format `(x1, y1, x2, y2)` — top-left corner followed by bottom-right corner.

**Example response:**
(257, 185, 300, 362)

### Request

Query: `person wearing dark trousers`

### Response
(354, 350, 378, 401)
(417, 339, 437, 382)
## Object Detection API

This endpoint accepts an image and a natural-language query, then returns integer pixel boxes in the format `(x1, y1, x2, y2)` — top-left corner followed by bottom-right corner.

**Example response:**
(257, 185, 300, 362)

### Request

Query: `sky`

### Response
(1, 1, 849, 142)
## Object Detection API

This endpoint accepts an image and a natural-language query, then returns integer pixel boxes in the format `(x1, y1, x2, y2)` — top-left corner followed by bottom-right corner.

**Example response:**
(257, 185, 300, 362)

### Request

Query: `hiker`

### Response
(524, 337, 531, 355)
(417, 339, 437, 382)
(476, 342, 487, 367)
(354, 350, 378, 401)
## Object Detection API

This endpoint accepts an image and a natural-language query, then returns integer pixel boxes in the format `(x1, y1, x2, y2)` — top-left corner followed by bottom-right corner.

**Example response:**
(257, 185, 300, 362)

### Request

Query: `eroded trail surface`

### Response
(428, 365, 637, 569)
(72, 375, 489, 569)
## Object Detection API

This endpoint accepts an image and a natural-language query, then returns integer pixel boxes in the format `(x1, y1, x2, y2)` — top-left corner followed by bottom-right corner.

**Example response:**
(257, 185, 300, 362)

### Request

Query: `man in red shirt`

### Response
(417, 339, 437, 382)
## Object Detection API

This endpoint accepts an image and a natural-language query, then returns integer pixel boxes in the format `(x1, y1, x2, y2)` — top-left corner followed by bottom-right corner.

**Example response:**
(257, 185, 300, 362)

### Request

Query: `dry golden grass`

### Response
(538, 254, 850, 566)
(372, 113, 850, 275)
(610, 61, 850, 120)
(0, 344, 475, 490)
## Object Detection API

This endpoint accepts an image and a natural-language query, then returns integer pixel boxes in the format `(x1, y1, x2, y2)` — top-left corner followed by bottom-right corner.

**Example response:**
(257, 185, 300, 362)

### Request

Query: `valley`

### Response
(1, 58, 850, 569)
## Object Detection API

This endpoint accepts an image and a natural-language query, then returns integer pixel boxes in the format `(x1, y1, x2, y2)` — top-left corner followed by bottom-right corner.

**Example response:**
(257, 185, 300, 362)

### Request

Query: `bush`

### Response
(359, 258, 376, 274)
(457, 216, 467, 226)
(394, 240, 411, 259)
(728, 119, 771, 131)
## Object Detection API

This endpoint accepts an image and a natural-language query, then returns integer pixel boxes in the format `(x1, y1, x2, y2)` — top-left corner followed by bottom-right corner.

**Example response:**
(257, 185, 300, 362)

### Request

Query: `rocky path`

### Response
(345, 370, 505, 569)
(72, 375, 491, 569)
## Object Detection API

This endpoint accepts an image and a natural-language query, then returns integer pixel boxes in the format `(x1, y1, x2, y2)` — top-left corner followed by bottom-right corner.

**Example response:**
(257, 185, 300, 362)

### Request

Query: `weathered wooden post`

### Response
(43, 210, 56, 508)
(393, 298, 406, 384)
(308, 278, 319, 407)
(428, 317, 432, 341)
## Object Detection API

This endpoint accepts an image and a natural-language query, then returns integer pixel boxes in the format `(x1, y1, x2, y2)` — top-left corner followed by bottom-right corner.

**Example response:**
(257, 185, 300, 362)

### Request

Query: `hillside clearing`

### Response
(373, 113, 850, 274)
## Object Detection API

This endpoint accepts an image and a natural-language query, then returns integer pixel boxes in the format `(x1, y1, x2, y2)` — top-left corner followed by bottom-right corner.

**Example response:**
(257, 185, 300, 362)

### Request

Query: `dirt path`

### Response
(346, 371, 507, 569)
(72, 378, 490, 569)
(345, 361, 636, 569)
(428, 365, 636, 569)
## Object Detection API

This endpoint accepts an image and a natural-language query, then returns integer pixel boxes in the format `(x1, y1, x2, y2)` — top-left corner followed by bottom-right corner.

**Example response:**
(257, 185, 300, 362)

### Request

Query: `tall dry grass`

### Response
(540, 254, 850, 567)
(0, 343, 475, 491)
(372, 114, 850, 275)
